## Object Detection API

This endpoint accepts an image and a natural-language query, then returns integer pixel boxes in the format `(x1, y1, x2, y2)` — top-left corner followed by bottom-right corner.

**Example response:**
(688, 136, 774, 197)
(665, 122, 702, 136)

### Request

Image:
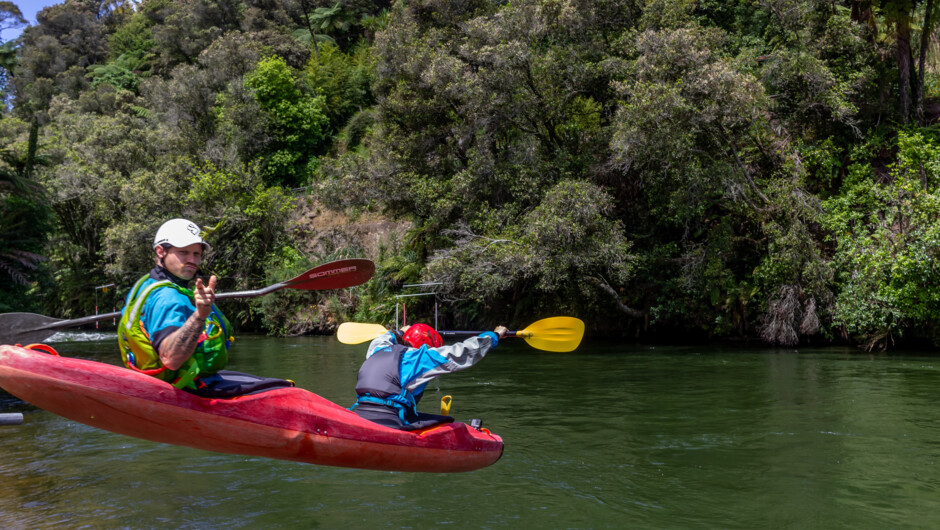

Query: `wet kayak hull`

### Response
(0, 345, 503, 473)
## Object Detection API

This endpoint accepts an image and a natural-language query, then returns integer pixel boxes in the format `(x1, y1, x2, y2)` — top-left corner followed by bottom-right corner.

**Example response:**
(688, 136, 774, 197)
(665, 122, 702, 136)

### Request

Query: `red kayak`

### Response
(0, 344, 503, 473)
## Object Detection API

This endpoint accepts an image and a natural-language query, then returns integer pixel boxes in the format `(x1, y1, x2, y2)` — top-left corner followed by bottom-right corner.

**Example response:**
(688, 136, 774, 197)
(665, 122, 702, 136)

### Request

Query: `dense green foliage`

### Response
(6, 0, 940, 349)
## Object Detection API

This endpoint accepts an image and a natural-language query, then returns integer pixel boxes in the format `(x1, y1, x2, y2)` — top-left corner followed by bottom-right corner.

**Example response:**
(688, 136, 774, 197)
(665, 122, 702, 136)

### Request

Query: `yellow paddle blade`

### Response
(337, 322, 388, 344)
(516, 317, 585, 352)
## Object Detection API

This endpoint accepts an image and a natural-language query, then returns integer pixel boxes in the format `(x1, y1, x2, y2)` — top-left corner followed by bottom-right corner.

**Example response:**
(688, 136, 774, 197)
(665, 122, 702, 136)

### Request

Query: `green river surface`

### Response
(2, 331, 940, 528)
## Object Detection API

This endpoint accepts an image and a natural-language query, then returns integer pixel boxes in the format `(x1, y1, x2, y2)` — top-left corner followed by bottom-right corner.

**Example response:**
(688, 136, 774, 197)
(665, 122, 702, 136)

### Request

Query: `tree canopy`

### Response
(5, 0, 940, 349)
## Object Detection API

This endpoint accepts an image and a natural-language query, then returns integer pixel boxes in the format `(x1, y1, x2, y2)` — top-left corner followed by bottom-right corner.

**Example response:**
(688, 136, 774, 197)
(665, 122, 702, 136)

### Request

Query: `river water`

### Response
(2, 332, 940, 528)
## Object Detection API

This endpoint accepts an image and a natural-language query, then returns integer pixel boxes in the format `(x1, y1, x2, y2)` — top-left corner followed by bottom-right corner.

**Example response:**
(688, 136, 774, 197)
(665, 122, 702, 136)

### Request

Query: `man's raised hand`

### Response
(194, 275, 217, 319)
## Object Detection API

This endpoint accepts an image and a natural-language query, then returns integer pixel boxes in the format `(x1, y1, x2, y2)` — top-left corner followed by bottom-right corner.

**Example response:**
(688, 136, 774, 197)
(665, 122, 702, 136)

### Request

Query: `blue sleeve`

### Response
(141, 288, 194, 348)
(400, 345, 451, 389)
(402, 334, 497, 391)
(480, 331, 498, 348)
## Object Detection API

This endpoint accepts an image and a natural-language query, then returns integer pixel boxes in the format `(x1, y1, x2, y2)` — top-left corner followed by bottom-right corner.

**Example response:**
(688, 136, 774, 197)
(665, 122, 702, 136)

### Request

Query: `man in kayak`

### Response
(118, 218, 289, 396)
(350, 323, 508, 430)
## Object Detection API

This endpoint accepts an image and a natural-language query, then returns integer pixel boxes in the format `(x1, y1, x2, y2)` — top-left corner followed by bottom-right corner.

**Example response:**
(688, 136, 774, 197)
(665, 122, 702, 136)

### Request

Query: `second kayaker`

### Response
(350, 323, 508, 430)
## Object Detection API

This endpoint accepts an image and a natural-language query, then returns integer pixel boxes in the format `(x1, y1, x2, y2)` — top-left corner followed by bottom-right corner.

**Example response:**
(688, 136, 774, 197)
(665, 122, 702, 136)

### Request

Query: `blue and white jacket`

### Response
(352, 330, 499, 424)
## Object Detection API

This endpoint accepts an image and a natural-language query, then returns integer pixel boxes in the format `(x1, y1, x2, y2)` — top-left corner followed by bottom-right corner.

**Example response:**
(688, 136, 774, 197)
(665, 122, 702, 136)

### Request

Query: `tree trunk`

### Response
(25, 119, 38, 179)
(851, 1, 878, 39)
(917, 0, 935, 125)
(898, 7, 913, 124)
(298, 0, 320, 63)
(586, 276, 644, 318)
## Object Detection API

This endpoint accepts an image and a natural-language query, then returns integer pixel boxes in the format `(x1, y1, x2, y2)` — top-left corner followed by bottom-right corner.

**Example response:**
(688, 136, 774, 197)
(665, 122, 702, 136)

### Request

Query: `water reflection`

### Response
(3, 336, 940, 527)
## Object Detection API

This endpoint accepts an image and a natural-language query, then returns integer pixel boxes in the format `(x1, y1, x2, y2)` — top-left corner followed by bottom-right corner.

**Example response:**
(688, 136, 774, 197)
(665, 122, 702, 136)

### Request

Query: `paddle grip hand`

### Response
(494, 326, 508, 339)
(194, 275, 217, 320)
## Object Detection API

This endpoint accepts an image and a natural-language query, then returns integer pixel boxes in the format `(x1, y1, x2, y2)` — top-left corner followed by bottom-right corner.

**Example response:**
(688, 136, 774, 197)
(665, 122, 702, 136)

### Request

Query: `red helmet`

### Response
(403, 323, 443, 349)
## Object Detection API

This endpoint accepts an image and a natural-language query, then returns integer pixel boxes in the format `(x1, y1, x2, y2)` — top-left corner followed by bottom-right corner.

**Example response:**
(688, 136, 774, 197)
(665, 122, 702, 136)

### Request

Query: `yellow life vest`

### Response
(117, 275, 233, 389)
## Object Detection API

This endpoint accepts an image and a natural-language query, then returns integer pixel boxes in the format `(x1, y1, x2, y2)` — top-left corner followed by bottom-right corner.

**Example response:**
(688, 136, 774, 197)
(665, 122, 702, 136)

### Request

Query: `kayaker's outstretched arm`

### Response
(405, 326, 507, 391)
(159, 276, 216, 370)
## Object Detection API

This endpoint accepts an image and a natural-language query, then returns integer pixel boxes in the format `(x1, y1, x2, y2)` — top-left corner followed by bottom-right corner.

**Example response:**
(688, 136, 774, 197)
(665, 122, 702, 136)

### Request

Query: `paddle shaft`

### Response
(440, 330, 527, 338)
(0, 258, 375, 345)
(41, 311, 120, 330)
(15, 280, 336, 333)
(336, 316, 584, 352)
(442, 316, 584, 352)
(12, 280, 293, 332)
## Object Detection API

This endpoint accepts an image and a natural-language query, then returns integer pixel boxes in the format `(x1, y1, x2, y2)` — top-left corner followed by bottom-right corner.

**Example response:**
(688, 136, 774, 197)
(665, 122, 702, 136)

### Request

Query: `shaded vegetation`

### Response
(5, 0, 940, 350)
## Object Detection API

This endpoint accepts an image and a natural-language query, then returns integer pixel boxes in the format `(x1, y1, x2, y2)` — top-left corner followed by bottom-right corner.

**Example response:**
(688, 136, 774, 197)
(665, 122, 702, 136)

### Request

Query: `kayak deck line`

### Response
(0, 344, 503, 473)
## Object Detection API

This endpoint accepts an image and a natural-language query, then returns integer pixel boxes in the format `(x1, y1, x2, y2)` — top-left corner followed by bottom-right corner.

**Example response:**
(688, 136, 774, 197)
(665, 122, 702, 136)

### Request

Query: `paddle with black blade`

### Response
(337, 316, 585, 352)
(0, 258, 376, 346)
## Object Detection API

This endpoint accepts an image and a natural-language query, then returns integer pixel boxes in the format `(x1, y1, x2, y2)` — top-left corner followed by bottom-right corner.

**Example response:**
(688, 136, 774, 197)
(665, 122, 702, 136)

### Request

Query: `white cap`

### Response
(153, 218, 211, 251)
